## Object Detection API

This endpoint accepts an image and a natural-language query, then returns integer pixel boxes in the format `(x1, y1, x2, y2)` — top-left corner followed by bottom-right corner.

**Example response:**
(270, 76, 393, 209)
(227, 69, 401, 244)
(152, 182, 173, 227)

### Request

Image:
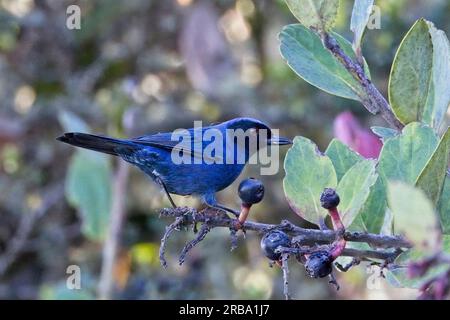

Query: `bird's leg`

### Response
(211, 203, 240, 217)
(203, 194, 239, 217)
(153, 172, 177, 208)
(206, 203, 240, 217)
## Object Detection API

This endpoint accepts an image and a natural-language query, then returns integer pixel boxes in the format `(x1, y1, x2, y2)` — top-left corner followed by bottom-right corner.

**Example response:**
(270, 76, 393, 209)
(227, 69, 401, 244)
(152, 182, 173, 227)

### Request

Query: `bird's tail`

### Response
(57, 132, 138, 156)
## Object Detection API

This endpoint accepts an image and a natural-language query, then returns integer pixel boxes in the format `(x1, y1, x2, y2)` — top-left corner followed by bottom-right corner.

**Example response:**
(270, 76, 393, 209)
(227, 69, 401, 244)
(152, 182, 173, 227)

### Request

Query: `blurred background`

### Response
(0, 0, 448, 299)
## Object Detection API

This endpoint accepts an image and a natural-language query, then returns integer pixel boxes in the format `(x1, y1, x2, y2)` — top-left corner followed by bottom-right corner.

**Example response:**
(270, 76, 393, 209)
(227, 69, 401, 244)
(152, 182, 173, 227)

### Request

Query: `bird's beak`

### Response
(268, 136, 292, 146)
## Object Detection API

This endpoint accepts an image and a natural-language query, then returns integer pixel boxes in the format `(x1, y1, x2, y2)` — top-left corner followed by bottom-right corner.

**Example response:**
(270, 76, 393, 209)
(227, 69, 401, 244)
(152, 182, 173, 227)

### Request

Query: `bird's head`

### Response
(223, 117, 292, 147)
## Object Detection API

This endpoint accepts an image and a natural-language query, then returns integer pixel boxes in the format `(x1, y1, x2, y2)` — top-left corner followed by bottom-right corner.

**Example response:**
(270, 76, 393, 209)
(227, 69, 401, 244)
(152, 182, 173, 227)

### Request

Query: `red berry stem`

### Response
(327, 208, 346, 260)
(328, 207, 344, 232)
(238, 204, 251, 225)
(320, 188, 346, 260)
(330, 238, 346, 260)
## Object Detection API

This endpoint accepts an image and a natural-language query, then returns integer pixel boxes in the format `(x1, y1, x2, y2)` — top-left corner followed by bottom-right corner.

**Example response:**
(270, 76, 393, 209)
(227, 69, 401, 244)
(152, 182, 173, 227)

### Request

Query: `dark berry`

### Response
(320, 188, 340, 209)
(305, 251, 333, 278)
(260, 230, 291, 261)
(238, 178, 265, 205)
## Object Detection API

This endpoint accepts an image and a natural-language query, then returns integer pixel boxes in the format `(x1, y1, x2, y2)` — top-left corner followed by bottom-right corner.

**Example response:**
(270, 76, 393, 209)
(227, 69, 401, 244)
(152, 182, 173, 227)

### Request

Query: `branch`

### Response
(179, 223, 211, 266)
(320, 32, 404, 131)
(159, 216, 185, 268)
(160, 207, 411, 248)
(281, 254, 290, 300)
(341, 248, 398, 261)
(159, 207, 411, 263)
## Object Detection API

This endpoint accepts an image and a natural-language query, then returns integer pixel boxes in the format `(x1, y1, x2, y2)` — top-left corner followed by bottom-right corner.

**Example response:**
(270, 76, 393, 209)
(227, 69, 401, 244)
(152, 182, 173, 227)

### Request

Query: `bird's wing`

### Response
(131, 131, 223, 162)
(132, 132, 187, 150)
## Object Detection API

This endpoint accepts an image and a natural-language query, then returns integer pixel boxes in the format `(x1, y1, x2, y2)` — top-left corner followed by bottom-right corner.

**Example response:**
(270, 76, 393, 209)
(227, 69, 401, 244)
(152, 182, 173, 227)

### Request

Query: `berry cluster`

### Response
(259, 188, 346, 282)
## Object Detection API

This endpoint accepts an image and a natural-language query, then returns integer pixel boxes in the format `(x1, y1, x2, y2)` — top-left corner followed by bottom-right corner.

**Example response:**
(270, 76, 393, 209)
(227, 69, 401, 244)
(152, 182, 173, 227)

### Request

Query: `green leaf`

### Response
(66, 151, 112, 241)
(378, 122, 439, 184)
(283, 136, 337, 225)
(325, 139, 384, 232)
(336, 159, 378, 227)
(284, 0, 339, 32)
(325, 139, 363, 181)
(415, 127, 450, 205)
(279, 24, 369, 101)
(388, 182, 439, 247)
(422, 22, 450, 130)
(389, 19, 433, 125)
(438, 177, 450, 235)
(347, 213, 366, 231)
(380, 207, 394, 235)
(359, 177, 387, 234)
(370, 126, 398, 142)
(389, 18, 450, 128)
(350, 0, 374, 52)
(443, 235, 450, 253)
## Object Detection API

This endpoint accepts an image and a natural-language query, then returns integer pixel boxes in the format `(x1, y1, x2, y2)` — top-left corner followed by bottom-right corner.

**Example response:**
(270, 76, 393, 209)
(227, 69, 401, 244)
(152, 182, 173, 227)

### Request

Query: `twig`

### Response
(335, 258, 361, 272)
(281, 253, 290, 300)
(159, 207, 412, 250)
(158, 207, 409, 278)
(229, 228, 239, 251)
(320, 32, 404, 131)
(277, 246, 314, 255)
(0, 183, 63, 276)
(179, 223, 211, 266)
(98, 161, 129, 300)
(159, 216, 185, 268)
(341, 248, 400, 261)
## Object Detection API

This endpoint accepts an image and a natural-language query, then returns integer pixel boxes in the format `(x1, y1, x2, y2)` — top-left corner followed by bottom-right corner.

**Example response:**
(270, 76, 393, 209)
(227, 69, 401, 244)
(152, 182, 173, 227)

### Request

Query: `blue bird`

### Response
(57, 117, 291, 215)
